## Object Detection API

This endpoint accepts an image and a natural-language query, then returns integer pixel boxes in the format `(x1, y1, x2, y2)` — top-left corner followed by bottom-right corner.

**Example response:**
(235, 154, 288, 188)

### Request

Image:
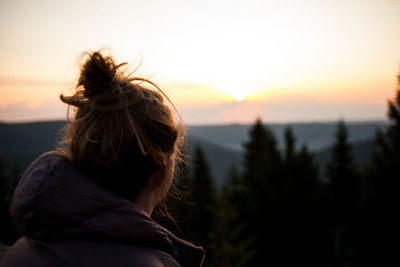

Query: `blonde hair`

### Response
(58, 51, 184, 199)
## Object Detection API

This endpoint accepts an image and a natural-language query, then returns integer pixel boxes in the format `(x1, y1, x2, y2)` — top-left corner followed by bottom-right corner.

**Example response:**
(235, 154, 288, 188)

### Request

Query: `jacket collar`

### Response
(11, 151, 205, 266)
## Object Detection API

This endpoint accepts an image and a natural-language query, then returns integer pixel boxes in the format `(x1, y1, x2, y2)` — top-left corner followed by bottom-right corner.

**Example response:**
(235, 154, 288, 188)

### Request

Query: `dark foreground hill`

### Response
(0, 121, 66, 170)
(0, 120, 387, 188)
(0, 121, 241, 188)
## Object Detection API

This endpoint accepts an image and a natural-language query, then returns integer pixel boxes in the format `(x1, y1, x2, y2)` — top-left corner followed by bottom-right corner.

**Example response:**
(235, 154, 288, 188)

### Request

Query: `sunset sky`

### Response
(1, 0, 399, 124)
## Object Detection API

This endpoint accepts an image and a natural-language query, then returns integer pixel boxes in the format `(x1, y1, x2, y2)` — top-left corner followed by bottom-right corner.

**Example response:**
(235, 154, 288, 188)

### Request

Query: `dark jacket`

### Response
(1, 152, 205, 267)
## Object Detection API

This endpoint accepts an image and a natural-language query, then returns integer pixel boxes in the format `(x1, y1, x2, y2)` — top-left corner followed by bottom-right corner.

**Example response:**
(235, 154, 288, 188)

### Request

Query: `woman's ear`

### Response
(150, 155, 175, 200)
(165, 154, 175, 189)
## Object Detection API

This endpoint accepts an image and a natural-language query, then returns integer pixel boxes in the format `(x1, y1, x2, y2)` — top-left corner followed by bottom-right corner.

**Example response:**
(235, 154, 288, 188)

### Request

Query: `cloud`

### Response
(0, 101, 67, 123)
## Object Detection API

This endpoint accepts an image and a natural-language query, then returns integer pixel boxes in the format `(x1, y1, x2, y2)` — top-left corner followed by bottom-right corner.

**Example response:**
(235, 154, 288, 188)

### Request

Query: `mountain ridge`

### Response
(0, 120, 386, 188)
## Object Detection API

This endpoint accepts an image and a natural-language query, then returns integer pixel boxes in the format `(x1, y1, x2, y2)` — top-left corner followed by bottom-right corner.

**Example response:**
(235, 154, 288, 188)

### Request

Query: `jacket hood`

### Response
(10, 152, 204, 266)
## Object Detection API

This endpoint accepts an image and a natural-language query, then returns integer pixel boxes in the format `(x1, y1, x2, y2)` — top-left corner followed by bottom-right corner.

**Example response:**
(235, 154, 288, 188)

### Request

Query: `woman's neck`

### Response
(133, 190, 158, 216)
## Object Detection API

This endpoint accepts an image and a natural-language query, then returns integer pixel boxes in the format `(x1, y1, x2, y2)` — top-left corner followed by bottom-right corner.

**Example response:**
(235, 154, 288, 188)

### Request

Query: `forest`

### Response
(156, 73, 400, 266)
(1, 73, 399, 266)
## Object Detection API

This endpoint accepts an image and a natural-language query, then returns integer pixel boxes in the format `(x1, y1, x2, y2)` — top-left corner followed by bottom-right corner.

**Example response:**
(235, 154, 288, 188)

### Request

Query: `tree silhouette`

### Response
(208, 166, 254, 267)
(185, 146, 216, 266)
(325, 120, 360, 265)
(326, 120, 359, 212)
(239, 118, 283, 265)
(357, 72, 400, 265)
(368, 75, 400, 206)
(280, 127, 328, 266)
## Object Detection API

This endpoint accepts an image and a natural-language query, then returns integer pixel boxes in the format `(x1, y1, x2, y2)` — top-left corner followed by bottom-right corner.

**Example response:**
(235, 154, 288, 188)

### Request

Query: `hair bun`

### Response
(79, 52, 118, 98)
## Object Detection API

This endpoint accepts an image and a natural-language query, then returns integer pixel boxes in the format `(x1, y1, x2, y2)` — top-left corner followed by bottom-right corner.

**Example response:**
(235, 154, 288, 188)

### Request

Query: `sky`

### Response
(0, 0, 399, 124)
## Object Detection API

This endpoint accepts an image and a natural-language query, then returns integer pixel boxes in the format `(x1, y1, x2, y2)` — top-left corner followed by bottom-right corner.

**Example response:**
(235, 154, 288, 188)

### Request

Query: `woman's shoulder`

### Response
(1, 236, 182, 267)
(19, 151, 69, 183)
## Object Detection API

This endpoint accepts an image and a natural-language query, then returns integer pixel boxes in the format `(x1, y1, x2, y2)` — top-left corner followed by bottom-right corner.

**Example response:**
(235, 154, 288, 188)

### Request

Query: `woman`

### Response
(1, 51, 205, 267)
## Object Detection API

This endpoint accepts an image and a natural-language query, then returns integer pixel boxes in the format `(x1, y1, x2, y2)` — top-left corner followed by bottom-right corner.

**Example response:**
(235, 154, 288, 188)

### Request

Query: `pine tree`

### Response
(367, 74, 400, 208)
(282, 128, 320, 217)
(284, 127, 296, 163)
(186, 146, 216, 264)
(239, 118, 282, 265)
(357, 72, 400, 265)
(326, 120, 359, 213)
(282, 127, 320, 201)
(209, 166, 254, 267)
(280, 127, 328, 266)
(325, 120, 360, 265)
(242, 118, 282, 200)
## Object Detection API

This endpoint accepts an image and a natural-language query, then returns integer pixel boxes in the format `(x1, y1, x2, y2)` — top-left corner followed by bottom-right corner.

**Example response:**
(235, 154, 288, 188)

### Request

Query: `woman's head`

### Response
(59, 51, 184, 201)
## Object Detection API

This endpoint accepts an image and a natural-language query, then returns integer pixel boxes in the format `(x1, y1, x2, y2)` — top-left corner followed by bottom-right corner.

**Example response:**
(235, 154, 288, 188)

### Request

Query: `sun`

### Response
(216, 81, 248, 102)
(233, 92, 245, 102)
(230, 86, 248, 102)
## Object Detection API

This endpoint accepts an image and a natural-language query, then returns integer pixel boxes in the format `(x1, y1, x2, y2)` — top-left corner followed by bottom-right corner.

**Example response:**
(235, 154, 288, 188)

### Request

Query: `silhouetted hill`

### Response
(0, 120, 386, 188)
(0, 121, 66, 170)
(189, 121, 387, 152)
(0, 121, 241, 188)
(185, 136, 242, 188)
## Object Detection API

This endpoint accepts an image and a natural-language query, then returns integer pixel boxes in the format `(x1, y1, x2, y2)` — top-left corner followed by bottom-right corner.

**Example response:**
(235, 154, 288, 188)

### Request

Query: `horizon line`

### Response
(0, 117, 389, 126)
